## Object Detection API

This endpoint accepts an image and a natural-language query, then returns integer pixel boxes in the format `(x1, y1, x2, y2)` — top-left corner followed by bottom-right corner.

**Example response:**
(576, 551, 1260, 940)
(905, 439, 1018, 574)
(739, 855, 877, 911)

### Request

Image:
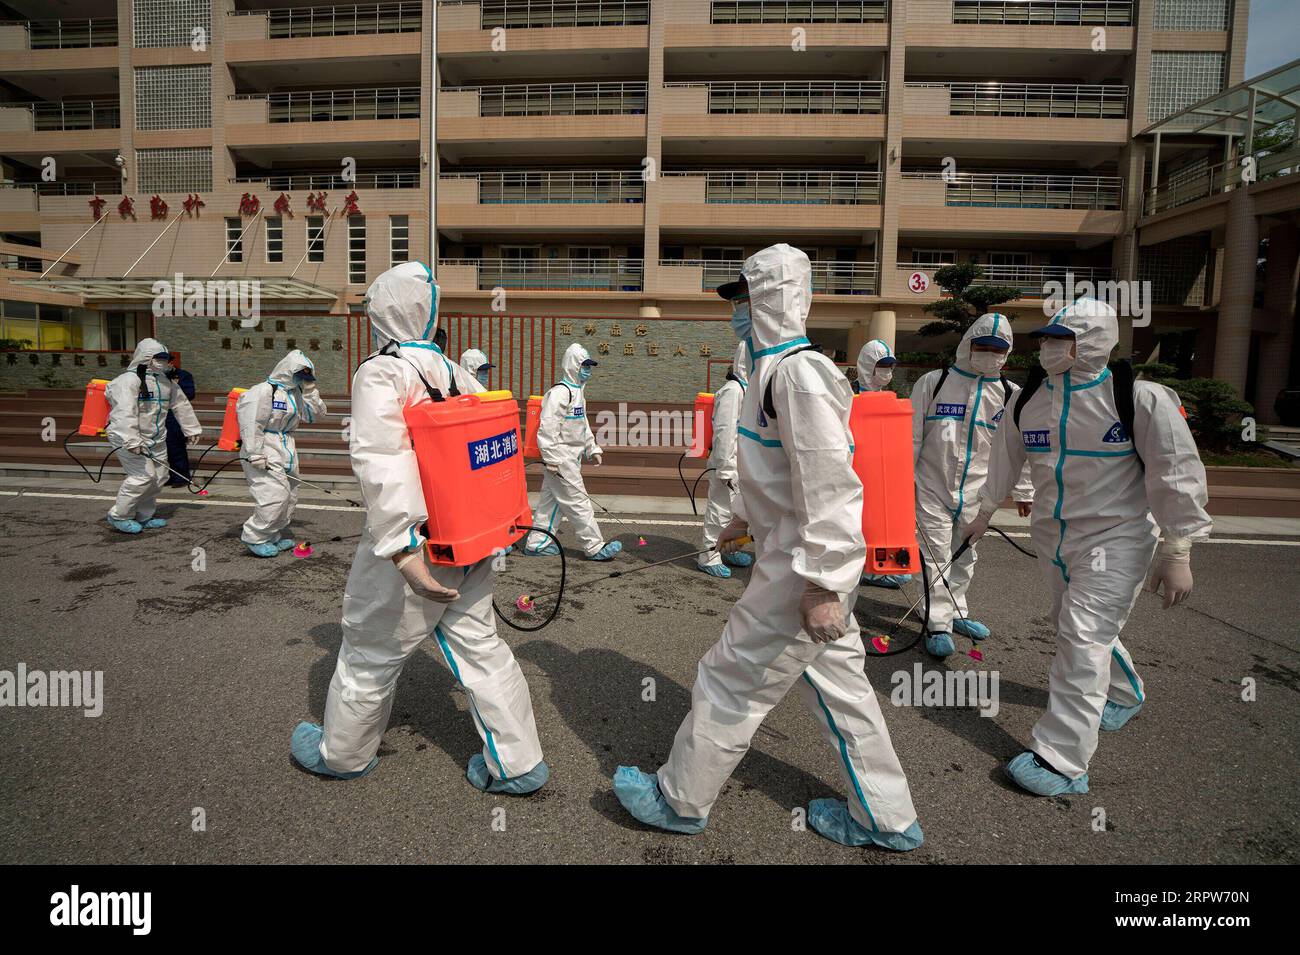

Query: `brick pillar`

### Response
(640, 5, 665, 299)
(1255, 222, 1300, 422)
(1211, 186, 1257, 397)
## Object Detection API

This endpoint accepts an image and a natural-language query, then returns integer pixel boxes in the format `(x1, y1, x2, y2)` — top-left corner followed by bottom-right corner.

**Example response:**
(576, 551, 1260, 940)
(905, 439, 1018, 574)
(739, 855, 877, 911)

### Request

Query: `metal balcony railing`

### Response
(667, 80, 885, 114)
(0, 18, 118, 48)
(897, 261, 1111, 295)
(902, 171, 1123, 209)
(229, 3, 422, 38)
(443, 171, 646, 203)
(471, 0, 650, 29)
(1144, 145, 1300, 216)
(460, 82, 648, 116)
(710, 1, 888, 22)
(232, 170, 420, 190)
(913, 82, 1129, 119)
(952, 0, 1132, 26)
(0, 179, 118, 196)
(7, 101, 121, 131)
(667, 258, 879, 294)
(232, 87, 421, 122)
(441, 257, 645, 290)
(663, 170, 881, 204)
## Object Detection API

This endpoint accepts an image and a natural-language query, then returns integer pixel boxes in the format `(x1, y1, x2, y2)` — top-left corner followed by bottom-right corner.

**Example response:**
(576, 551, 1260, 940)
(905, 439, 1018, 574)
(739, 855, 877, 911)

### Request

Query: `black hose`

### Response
(690, 467, 716, 514)
(62, 432, 117, 484)
(493, 524, 566, 633)
(676, 451, 696, 515)
(865, 555, 931, 657)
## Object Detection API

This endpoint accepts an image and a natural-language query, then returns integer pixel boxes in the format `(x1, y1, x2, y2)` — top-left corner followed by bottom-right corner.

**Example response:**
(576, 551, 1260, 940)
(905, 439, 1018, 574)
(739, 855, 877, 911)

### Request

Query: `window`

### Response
(134, 65, 211, 130)
(306, 216, 325, 263)
(1154, 0, 1229, 31)
(133, 0, 211, 48)
(987, 251, 1030, 267)
(265, 216, 283, 264)
(136, 147, 212, 193)
(701, 246, 744, 261)
(225, 218, 243, 263)
(389, 215, 409, 267)
(0, 301, 138, 352)
(910, 249, 957, 267)
(1148, 51, 1226, 123)
(348, 216, 366, 284)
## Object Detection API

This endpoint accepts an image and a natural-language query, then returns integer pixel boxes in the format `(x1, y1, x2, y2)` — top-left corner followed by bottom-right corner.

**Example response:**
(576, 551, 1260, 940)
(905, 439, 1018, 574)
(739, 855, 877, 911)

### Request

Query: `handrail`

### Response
(0, 180, 118, 196)
(1144, 145, 1300, 216)
(231, 87, 421, 122)
(710, 1, 888, 23)
(951, 0, 1132, 26)
(908, 81, 1129, 118)
(470, 0, 650, 29)
(232, 170, 419, 190)
(896, 260, 1112, 294)
(3, 100, 121, 131)
(0, 17, 117, 48)
(440, 256, 645, 290)
(228, 2, 421, 37)
(901, 170, 1123, 209)
(662, 169, 882, 203)
(666, 258, 879, 293)
(665, 80, 886, 114)
(440, 170, 646, 203)
(446, 81, 648, 116)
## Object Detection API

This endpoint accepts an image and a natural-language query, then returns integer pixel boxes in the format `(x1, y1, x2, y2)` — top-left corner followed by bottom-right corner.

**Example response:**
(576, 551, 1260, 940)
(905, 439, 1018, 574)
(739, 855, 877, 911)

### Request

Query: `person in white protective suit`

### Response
(612, 244, 923, 851)
(237, 350, 327, 558)
(104, 338, 202, 533)
(459, 348, 494, 388)
(697, 339, 754, 578)
(968, 298, 1211, 796)
(521, 342, 621, 561)
(291, 262, 549, 792)
(854, 338, 912, 590)
(911, 313, 1033, 658)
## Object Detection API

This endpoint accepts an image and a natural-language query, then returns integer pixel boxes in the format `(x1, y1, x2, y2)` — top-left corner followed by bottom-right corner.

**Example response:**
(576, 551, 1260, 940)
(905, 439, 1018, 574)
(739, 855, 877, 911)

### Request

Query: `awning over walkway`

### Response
(5, 276, 338, 304)
(1141, 58, 1300, 139)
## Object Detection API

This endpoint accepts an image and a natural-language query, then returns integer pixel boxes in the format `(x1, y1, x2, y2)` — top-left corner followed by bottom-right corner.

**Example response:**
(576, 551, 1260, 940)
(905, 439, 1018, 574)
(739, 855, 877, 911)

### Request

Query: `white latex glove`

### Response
(1016, 501, 1032, 518)
(589, 452, 603, 467)
(1146, 536, 1193, 609)
(393, 549, 460, 604)
(717, 516, 749, 554)
(246, 453, 269, 470)
(800, 584, 847, 644)
(962, 508, 992, 546)
(127, 443, 145, 455)
(187, 433, 203, 447)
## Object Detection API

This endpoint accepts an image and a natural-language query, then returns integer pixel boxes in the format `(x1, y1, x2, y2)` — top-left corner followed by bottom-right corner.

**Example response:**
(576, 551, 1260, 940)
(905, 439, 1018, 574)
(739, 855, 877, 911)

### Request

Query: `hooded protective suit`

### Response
(308, 262, 544, 780)
(911, 314, 1032, 636)
(655, 244, 919, 837)
(698, 340, 750, 570)
(459, 348, 491, 385)
(236, 350, 327, 548)
(105, 337, 201, 523)
(855, 339, 895, 392)
(522, 342, 609, 557)
(978, 298, 1211, 782)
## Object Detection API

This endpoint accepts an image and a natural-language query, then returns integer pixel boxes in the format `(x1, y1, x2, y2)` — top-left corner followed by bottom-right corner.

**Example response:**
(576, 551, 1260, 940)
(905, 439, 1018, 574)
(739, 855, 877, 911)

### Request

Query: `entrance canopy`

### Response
(1141, 58, 1300, 139)
(6, 276, 338, 304)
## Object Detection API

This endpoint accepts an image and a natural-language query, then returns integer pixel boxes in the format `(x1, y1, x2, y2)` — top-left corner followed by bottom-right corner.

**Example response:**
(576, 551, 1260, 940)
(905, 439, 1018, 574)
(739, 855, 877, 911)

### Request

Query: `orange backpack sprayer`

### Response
(404, 390, 532, 567)
(217, 387, 247, 451)
(78, 379, 111, 436)
(849, 391, 919, 578)
(522, 395, 543, 459)
(688, 392, 714, 458)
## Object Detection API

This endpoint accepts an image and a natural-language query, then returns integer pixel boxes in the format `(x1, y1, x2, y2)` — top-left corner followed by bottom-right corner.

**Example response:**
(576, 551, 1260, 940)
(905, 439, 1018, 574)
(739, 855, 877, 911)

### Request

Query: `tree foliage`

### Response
(918, 262, 1023, 341)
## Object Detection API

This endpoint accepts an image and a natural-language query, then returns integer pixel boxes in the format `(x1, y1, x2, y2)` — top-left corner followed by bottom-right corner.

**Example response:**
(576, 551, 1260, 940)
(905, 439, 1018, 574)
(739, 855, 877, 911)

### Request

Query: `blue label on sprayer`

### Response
(468, 429, 519, 470)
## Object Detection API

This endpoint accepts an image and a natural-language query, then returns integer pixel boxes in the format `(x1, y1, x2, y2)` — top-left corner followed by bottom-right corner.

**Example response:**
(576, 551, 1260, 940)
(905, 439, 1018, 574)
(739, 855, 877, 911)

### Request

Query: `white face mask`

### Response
(969, 350, 1006, 376)
(872, 368, 894, 387)
(1038, 338, 1076, 376)
(149, 358, 172, 374)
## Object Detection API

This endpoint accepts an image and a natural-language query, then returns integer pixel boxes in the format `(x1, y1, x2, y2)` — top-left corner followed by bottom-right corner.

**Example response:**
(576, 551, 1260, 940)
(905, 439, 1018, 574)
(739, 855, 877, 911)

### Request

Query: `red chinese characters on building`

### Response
(306, 191, 327, 213)
(183, 193, 205, 217)
(89, 196, 107, 220)
(149, 195, 168, 220)
(239, 193, 261, 216)
(342, 190, 361, 216)
(117, 196, 136, 220)
(274, 192, 292, 217)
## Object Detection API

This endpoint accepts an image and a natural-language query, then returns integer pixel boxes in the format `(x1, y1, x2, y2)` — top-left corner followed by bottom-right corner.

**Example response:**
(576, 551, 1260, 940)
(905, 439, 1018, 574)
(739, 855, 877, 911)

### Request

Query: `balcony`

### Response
(0, 101, 121, 155)
(658, 169, 881, 230)
(439, 256, 645, 291)
(439, 83, 648, 150)
(465, 82, 647, 116)
(709, 1, 888, 22)
(226, 88, 420, 147)
(907, 82, 1127, 119)
(951, 0, 1132, 26)
(902, 171, 1121, 209)
(229, 3, 421, 38)
(438, 170, 646, 230)
(895, 261, 1111, 297)
(470, 0, 650, 28)
(675, 80, 885, 115)
(659, 258, 878, 295)
(899, 171, 1123, 236)
(0, 18, 118, 48)
(663, 81, 885, 145)
(232, 170, 420, 191)
(446, 170, 644, 202)
(680, 169, 880, 203)
(1144, 147, 1300, 217)
(241, 87, 419, 122)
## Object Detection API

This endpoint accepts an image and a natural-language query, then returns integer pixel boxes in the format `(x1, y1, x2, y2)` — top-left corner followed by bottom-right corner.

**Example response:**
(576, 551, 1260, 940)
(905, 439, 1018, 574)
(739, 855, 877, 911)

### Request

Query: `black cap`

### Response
(581, 358, 599, 367)
(715, 274, 746, 301)
(1027, 325, 1076, 339)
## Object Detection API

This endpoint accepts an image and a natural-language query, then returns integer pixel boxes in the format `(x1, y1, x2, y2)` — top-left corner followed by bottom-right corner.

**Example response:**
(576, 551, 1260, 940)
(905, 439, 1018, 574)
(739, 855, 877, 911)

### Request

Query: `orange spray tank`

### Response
(849, 391, 919, 576)
(78, 379, 111, 436)
(522, 395, 543, 459)
(404, 390, 532, 566)
(217, 387, 247, 451)
(688, 392, 715, 458)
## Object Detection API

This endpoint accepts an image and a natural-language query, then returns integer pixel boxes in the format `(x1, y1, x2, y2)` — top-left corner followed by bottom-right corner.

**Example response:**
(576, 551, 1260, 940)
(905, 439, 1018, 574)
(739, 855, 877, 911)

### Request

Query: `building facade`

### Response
(3, 0, 1284, 412)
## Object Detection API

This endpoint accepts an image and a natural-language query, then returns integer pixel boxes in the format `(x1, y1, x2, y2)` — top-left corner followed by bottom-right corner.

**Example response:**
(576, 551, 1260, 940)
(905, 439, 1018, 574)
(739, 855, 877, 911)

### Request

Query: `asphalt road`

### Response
(1, 481, 1297, 865)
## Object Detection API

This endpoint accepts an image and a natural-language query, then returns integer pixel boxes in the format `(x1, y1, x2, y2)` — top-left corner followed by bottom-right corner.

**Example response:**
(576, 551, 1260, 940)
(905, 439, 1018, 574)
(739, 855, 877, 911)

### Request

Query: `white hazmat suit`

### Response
(237, 350, 327, 551)
(300, 262, 545, 786)
(698, 341, 750, 574)
(911, 314, 1032, 644)
(459, 348, 491, 386)
(105, 337, 201, 526)
(978, 298, 1211, 788)
(855, 338, 896, 393)
(651, 245, 921, 844)
(522, 343, 611, 558)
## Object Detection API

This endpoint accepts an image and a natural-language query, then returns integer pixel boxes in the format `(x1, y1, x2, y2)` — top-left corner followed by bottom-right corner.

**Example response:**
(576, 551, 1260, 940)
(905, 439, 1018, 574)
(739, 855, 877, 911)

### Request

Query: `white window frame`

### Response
(306, 216, 325, 263)
(389, 214, 409, 267)
(347, 215, 366, 285)
(265, 216, 283, 264)
(225, 217, 244, 263)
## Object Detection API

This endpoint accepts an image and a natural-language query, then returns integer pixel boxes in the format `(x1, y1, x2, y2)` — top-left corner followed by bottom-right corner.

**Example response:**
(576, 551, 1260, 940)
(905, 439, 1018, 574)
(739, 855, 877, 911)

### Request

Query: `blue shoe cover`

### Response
(1005, 751, 1089, 796)
(290, 722, 376, 779)
(925, 632, 956, 658)
(247, 541, 280, 558)
(808, 798, 924, 851)
(612, 766, 707, 834)
(862, 574, 904, 589)
(722, 551, 754, 568)
(588, 540, 623, 561)
(274, 538, 296, 551)
(953, 618, 990, 640)
(699, 561, 731, 578)
(1101, 700, 1142, 731)
(524, 541, 560, 557)
(107, 516, 142, 534)
(467, 754, 550, 795)
(142, 517, 167, 529)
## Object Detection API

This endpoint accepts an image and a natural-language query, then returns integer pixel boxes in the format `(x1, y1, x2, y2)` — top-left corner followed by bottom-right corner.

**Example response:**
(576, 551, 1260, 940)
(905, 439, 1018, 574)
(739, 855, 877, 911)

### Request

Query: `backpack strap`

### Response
(762, 344, 822, 421)
(358, 342, 455, 403)
(1001, 375, 1012, 406)
(1013, 365, 1046, 429)
(927, 364, 951, 414)
(1110, 358, 1143, 470)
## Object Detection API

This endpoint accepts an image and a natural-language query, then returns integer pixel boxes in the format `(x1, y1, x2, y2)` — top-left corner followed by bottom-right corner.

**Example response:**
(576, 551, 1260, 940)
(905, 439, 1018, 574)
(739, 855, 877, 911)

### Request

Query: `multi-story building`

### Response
(3, 0, 1288, 417)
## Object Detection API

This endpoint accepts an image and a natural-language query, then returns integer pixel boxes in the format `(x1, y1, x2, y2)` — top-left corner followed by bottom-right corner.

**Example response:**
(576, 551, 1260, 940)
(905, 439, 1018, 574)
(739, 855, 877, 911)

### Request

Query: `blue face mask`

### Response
(730, 301, 752, 341)
(476, 369, 490, 386)
(293, 371, 314, 386)
(578, 366, 593, 384)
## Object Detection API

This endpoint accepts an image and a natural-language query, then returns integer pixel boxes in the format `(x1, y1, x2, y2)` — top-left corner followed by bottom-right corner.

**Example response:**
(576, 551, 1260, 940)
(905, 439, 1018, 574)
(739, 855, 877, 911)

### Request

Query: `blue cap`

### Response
(970, 335, 1010, 348)
(874, 355, 899, 366)
(1027, 325, 1076, 339)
